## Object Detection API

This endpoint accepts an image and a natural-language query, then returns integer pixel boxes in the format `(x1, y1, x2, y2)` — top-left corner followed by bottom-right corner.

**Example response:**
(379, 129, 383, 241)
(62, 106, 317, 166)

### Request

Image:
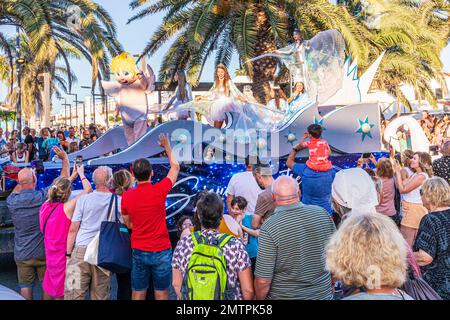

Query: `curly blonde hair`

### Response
(48, 177, 72, 203)
(421, 177, 450, 208)
(326, 213, 408, 289)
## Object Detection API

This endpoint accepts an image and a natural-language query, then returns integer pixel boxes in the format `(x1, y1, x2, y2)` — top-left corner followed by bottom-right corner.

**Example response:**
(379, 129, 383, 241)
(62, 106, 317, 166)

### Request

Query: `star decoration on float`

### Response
(284, 131, 297, 145)
(356, 116, 374, 141)
(314, 116, 326, 130)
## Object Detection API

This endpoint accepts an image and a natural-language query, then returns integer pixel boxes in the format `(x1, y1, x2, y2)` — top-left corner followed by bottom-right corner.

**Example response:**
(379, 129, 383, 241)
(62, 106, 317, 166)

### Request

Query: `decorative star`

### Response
(249, 136, 271, 156)
(356, 116, 375, 141)
(314, 116, 326, 130)
(283, 131, 297, 145)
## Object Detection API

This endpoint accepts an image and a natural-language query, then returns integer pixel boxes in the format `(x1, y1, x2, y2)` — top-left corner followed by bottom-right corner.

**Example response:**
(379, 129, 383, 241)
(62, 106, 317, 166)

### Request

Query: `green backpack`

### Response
(181, 231, 235, 300)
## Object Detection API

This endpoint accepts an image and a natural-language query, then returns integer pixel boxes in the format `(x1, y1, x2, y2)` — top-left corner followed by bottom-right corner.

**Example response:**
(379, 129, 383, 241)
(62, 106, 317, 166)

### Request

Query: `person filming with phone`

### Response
(6, 146, 71, 300)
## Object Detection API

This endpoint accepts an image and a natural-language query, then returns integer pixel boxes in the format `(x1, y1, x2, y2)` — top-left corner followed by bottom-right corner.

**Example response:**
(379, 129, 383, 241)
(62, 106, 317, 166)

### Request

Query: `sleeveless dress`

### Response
(39, 201, 71, 297)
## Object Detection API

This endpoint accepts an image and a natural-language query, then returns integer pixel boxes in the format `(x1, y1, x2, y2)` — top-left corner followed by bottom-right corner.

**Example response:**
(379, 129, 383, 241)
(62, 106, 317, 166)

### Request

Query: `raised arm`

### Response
(53, 146, 70, 178)
(394, 166, 426, 194)
(64, 165, 93, 220)
(137, 71, 149, 91)
(158, 133, 180, 185)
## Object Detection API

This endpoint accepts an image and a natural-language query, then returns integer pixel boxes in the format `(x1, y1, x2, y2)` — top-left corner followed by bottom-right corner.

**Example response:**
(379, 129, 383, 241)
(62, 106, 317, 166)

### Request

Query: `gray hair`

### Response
(272, 175, 299, 200)
(253, 162, 273, 176)
(92, 166, 113, 187)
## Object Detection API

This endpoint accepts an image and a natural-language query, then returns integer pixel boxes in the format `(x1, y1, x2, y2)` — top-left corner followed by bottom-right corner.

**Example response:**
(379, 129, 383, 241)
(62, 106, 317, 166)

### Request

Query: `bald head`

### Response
(441, 141, 450, 157)
(17, 168, 36, 189)
(272, 175, 300, 205)
(92, 166, 113, 188)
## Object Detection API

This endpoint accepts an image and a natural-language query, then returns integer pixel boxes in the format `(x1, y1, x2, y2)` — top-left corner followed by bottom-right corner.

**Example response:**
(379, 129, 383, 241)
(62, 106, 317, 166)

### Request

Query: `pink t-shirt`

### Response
(39, 201, 71, 297)
(302, 138, 332, 171)
(376, 177, 396, 217)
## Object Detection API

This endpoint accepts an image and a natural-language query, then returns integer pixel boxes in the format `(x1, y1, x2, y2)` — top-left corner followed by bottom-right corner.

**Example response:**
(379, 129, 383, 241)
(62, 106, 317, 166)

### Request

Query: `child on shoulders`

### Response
(296, 124, 332, 172)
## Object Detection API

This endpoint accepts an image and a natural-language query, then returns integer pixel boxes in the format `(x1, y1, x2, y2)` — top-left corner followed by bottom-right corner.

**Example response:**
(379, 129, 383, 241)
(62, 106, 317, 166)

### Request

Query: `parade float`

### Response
(0, 30, 388, 239)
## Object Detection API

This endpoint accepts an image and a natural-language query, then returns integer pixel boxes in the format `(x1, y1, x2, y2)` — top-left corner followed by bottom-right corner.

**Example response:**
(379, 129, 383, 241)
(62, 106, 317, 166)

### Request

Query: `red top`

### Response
(121, 178, 173, 252)
(302, 137, 332, 171)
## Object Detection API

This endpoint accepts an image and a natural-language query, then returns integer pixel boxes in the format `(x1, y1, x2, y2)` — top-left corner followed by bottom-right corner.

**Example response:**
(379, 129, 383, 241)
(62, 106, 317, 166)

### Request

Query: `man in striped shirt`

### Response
(254, 175, 336, 300)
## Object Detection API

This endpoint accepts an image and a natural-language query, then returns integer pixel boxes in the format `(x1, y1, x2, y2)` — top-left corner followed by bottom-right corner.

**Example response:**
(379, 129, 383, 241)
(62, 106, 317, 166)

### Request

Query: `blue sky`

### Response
(0, 0, 449, 111)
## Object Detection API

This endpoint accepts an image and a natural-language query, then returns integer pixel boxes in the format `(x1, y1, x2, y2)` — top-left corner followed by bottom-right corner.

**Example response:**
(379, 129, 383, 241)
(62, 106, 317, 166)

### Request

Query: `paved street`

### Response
(0, 253, 120, 300)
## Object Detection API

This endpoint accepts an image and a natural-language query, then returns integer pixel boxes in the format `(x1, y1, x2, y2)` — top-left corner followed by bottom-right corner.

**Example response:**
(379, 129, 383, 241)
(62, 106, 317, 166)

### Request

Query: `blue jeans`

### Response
(131, 248, 172, 292)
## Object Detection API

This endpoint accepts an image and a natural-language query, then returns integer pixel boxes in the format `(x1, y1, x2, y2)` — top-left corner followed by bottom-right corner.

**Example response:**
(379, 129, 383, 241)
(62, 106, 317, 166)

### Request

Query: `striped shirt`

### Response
(255, 202, 336, 300)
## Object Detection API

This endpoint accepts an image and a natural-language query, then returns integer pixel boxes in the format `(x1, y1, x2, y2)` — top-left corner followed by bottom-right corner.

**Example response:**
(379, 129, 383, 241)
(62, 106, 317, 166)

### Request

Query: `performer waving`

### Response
(101, 52, 156, 145)
(163, 70, 194, 120)
(287, 82, 311, 114)
(178, 64, 247, 128)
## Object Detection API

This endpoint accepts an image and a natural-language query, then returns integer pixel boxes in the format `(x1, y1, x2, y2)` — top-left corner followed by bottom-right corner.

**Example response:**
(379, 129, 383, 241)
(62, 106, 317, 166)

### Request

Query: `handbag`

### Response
(401, 246, 442, 300)
(84, 232, 100, 265)
(97, 194, 132, 274)
(84, 194, 116, 266)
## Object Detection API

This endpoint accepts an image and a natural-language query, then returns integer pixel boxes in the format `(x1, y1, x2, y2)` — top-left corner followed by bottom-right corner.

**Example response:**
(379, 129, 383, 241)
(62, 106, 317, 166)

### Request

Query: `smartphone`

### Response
(362, 153, 372, 159)
(31, 160, 45, 174)
(76, 155, 83, 167)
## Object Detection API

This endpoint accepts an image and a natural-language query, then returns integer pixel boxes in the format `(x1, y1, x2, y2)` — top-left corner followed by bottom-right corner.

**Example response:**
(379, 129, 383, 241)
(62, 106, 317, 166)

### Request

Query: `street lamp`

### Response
(81, 86, 108, 127)
(15, 26, 26, 142)
(62, 103, 72, 126)
(67, 93, 79, 127)
(57, 97, 68, 126)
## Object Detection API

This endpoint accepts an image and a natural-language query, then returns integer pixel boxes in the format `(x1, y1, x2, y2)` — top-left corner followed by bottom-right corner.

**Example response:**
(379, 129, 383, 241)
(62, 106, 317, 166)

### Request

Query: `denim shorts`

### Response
(131, 248, 172, 292)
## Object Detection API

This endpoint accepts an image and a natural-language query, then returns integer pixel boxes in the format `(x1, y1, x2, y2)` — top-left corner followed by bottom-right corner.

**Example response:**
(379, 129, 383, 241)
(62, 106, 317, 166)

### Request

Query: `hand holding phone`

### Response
(76, 155, 83, 167)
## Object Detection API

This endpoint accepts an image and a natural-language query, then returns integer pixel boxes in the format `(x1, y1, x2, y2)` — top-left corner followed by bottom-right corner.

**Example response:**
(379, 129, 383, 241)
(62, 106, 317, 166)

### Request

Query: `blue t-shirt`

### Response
(242, 215, 258, 259)
(42, 138, 60, 159)
(292, 163, 335, 215)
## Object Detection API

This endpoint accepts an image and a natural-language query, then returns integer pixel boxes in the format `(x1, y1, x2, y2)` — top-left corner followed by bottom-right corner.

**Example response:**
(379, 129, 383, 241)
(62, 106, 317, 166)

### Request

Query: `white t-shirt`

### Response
(226, 171, 263, 215)
(72, 191, 122, 247)
(67, 136, 80, 144)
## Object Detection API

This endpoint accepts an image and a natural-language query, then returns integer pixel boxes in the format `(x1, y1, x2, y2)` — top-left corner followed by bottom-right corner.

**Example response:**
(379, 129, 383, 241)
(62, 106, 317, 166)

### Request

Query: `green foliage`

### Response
(0, 0, 122, 117)
(129, 0, 449, 106)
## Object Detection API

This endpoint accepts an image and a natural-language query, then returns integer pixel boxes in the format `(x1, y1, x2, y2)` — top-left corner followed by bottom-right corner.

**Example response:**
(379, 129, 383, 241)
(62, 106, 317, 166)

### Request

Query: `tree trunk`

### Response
(251, 10, 278, 104)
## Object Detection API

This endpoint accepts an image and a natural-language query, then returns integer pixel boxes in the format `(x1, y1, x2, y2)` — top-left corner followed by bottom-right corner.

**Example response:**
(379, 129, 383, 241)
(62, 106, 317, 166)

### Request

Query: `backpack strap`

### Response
(216, 233, 234, 249)
(191, 231, 205, 247)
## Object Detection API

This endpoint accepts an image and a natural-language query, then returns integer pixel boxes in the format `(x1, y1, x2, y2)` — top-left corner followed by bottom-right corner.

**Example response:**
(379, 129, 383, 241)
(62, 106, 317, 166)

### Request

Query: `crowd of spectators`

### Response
(3, 120, 450, 301)
(0, 124, 105, 163)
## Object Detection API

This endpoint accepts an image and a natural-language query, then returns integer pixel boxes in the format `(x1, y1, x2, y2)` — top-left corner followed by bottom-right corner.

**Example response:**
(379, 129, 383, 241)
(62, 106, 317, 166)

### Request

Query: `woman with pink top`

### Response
(375, 158, 400, 225)
(39, 164, 93, 300)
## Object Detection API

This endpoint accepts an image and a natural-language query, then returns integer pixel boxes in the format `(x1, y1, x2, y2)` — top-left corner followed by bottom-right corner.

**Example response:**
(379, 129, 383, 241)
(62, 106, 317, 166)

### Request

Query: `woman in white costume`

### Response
(180, 64, 247, 128)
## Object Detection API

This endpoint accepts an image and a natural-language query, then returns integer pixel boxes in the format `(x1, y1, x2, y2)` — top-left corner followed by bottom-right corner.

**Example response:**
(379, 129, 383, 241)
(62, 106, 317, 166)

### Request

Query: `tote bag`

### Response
(83, 194, 116, 266)
(401, 246, 442, 300)
(97, 194, 132, 274)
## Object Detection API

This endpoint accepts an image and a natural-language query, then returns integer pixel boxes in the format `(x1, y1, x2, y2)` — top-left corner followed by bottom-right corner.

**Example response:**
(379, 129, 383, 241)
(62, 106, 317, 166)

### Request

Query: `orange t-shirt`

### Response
(302, 138, 332, 171)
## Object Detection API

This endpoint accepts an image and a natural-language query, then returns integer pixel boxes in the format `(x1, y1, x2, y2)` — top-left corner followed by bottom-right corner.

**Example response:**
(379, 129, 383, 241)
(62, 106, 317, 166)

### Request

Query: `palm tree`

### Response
(0, 0, 123, 119)
(339, 0, 450, 110)
(128, 0, 370, 103)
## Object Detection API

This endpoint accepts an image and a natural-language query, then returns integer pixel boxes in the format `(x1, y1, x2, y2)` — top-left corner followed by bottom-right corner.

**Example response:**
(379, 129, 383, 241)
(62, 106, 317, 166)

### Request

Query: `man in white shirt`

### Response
(226, 156, 263, 215)
(66, 126, 80, 145)
(65, 166, 115, 300)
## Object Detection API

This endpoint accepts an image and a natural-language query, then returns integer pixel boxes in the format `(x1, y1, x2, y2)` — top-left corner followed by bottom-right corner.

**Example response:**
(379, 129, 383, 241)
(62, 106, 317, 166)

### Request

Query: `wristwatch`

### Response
(65, 252, 72, 258)
(293, 147, 300, 153)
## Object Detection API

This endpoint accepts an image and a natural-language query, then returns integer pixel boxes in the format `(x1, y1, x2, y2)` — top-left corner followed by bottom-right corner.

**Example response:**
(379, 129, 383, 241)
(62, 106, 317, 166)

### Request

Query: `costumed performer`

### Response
(177, 64, 247, 128)
(163, 70, 194, 120)
(101, 52, 156, 145)
(287, 82, 311, 114)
